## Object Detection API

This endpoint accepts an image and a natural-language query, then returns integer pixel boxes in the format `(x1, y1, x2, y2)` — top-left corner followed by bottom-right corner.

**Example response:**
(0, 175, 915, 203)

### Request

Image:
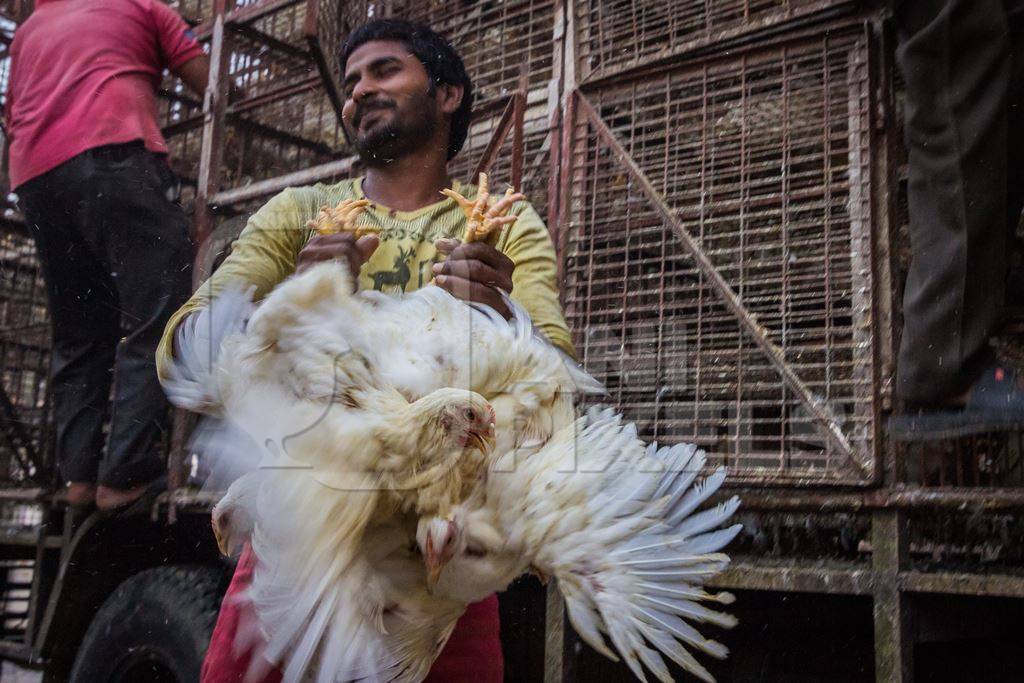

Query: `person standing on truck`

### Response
(5, 0, 210, 511)
(157, 18, 572, 683)
(889, 0, 1024, 440)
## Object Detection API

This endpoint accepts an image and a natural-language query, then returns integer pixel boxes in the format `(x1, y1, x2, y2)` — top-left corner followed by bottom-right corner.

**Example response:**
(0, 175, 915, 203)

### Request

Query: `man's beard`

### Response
(350, 90, 439, 167)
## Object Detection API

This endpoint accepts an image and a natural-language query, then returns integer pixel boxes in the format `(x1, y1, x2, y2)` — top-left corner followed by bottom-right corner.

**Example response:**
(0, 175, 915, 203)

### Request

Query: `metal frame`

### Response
(543, 3, 1024, 682)
(562, 24, 883, 486)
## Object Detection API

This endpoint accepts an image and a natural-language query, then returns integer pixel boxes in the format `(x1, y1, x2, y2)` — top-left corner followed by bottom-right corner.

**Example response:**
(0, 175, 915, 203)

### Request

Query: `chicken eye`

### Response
(464, 408, 476, 421)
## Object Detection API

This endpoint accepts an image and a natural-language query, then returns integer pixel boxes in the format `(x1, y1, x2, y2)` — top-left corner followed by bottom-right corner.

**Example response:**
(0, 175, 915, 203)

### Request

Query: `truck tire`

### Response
(69, 564, 225, 683)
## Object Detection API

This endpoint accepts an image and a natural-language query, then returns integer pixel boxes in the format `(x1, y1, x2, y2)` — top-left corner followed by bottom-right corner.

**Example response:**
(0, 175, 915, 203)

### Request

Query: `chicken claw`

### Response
(441, 173, 526, 244)
(306, 198, 381, 239)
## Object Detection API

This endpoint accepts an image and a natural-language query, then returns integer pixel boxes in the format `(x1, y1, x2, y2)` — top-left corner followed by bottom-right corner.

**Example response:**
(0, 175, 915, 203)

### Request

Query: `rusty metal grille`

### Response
(167, 0, 216, 24)
(574, 0, 851, 82)
(229, 18, 312, 100)
(0, 226, 49, 483)
(391, 0, 556, 108)
(564, 29, 875, 484)
(451, 98, 554, 212)
(159, 79, 205, 199)
(901, 434, 1024, 488)
(307, 0, 346, 120)
(214, 2, 349, 191)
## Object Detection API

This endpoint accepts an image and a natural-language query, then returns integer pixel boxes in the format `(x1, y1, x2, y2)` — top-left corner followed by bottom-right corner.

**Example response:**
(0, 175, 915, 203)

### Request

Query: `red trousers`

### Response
(201, 545, 503, 683)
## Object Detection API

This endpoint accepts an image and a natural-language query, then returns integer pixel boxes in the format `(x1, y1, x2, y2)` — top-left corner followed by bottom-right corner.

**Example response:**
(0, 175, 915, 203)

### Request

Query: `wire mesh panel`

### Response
(563, 28, 876, 484)
(167, 0, 216, 24)
(397, 1, 558, 207)
(450, 96, 554, 209)
(0, 225, 48, 483)
(395, 0, 556, 108)
(574, 0, 852, 82)
(222, 4, 343, 186)
(339, 0, 557, 109)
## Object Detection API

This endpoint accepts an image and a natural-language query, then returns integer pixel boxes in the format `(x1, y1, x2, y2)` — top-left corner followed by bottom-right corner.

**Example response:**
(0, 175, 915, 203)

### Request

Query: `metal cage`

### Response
(0, 224, 49, 484)
(563, 26, 877, 485)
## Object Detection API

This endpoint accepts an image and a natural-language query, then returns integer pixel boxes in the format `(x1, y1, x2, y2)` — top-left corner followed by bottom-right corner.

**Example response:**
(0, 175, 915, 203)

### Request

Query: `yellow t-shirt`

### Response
(156, 177, 574, 379)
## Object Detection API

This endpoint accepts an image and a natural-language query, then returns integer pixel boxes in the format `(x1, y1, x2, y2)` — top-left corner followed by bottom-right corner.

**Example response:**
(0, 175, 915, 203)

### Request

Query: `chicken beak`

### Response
(467, 422, 496, 453)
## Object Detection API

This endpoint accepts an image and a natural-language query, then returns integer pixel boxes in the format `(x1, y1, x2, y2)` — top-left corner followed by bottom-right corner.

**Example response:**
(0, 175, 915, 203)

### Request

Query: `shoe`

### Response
(889, 362, 1024, 441)
(97, 474, 168, 519)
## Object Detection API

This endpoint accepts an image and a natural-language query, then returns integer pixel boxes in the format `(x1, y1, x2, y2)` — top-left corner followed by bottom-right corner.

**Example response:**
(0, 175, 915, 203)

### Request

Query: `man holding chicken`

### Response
(159, 18, 572, 683)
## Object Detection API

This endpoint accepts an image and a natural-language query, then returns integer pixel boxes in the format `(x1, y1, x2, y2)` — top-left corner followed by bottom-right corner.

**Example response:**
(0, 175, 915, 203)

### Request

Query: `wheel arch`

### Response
(35, 510, 226, 678)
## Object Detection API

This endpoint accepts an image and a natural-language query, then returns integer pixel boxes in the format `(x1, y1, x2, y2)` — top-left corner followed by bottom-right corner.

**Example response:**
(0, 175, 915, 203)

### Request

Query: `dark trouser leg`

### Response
(1006, 3, 1024, 254)
(895, 0, 1017, 406)
(19, 174, 120, 485)
(79, 148, 193, 489)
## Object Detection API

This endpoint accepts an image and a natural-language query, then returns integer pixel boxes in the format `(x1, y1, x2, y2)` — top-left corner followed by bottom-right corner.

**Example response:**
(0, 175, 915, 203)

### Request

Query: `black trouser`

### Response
(895, 0, 1024, 405)
(18, 143, 193, 488)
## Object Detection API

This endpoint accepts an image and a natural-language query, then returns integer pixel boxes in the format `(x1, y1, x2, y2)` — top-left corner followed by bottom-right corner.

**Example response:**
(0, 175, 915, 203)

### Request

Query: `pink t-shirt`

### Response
(6, 0, 204, 189)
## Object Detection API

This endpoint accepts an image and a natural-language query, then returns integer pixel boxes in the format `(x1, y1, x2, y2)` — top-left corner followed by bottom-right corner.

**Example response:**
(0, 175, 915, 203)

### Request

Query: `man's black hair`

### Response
(339, 19, 473, 161)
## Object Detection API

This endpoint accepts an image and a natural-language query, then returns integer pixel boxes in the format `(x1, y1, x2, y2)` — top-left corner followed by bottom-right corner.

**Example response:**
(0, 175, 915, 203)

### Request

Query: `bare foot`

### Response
(66, 482, 97, 508)
(96, 483, 148, 511)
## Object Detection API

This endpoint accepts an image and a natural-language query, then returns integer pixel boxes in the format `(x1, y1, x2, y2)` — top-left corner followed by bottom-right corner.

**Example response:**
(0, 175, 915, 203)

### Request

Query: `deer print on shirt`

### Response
(371, 244, 415, 292)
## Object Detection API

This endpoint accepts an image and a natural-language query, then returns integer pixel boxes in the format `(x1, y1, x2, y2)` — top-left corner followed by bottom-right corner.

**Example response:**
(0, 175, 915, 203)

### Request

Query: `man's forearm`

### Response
(173, 54, 210, 97)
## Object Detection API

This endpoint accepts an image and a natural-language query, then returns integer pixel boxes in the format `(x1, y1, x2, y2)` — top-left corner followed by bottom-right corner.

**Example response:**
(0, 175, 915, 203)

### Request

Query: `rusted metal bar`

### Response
(0, 640, 30, 661)
(574, 90, 864, 477)
(709, 560, 877, 595)
(164, 107, 332, 153)
(544, 582, 571, 683)
(227, 75, 321, 114)
(0, 488, 46, 502)
(872, 510, 914, 682)
(194, 0, 232, 247)
(0, 383, 41, 481)
(305, 0, 344, 125)
(161, 114, 204, 139)
(195, 0, 303, 40)
(226, 113, 333, 156)
(710, 560, 1024, 601)
(721, 487, 1024, 512)
(901, 571, 1024, 599)
(472, 95, 517, 180)
(544, 0, 568, 235)
(554, 19, 578, 297)
(575, 1, 860, 91)
(511, 67, 528, 189)
(228, 21, 310, 62)
(180, 0, 233, 491)
(210, 155, 356, 207)
(157, 88, 202, 108)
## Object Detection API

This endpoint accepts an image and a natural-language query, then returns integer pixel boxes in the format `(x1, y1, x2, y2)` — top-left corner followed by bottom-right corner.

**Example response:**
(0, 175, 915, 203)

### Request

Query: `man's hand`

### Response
(432, 238, 514, 318)
(296, 233, 380, 285)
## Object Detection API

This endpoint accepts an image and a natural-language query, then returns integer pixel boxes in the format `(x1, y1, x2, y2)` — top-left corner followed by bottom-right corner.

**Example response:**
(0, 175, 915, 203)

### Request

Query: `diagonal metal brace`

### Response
(574, 90, 867, 478)
(0, 382, 41, 481)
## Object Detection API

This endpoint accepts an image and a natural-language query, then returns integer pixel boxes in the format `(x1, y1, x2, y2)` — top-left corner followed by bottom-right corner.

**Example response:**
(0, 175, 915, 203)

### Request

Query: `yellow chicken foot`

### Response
(441, 172, 526, 244)
(306, 198, 381, 238)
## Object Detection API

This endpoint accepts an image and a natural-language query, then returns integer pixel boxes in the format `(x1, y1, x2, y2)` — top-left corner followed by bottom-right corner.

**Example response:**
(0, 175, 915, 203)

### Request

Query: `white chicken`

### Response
(163, 258, 601, 682)
(164, 178, 739, 682)
(421, 407, 741, 683)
